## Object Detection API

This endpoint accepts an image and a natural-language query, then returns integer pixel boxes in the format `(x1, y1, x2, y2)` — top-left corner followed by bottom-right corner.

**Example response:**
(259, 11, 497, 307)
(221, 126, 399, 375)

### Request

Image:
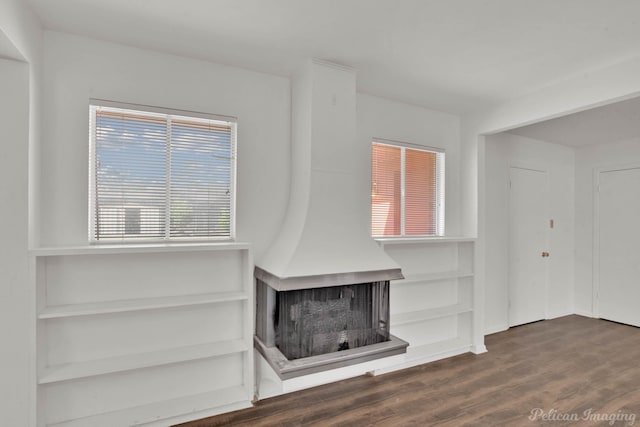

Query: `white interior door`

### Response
(597, 167, 640, 327)
(508, 166, 549, 327)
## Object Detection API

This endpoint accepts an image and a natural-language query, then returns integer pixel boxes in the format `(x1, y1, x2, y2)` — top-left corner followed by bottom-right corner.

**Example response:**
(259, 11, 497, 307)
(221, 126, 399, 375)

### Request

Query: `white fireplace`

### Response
(254, 59, 408, 397)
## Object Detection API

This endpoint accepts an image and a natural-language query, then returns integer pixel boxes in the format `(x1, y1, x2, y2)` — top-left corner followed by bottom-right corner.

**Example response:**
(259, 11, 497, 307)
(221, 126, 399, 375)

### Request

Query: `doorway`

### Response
(596, 166, 640, 327)
(508, 166, 549, 327)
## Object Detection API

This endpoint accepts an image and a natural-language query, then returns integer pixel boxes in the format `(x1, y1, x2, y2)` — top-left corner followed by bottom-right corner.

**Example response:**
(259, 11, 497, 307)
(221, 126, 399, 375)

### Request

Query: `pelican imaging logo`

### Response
(529, 408, 636, 425)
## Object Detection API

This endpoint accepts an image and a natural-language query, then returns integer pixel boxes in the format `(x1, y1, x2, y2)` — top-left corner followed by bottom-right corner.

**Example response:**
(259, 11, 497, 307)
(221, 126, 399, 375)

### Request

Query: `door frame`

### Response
(592, 162, 640, 318)
(507, 162, 550, 326)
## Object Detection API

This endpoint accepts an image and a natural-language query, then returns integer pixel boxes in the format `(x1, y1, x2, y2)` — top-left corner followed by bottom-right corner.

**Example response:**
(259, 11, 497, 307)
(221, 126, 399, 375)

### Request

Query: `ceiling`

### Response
(26, 0, 640, 115)
(508, 96, 640, 147)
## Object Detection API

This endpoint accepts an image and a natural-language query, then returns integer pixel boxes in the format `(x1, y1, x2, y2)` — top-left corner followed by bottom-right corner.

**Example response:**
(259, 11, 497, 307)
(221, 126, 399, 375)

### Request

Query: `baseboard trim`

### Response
(471, 344, 487, 354)
(546, 310, 575, 320)
(144, 400, 253, 427)
(485, 324, 509, 335)
(574, 310, 596, 318)
(370, 345, 471, 376)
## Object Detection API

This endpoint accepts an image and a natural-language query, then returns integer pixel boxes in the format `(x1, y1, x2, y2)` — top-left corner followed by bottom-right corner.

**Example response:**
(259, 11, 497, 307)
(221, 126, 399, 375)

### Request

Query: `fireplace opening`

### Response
(254, 269, 407, 380)
(274, 282, 390, 360)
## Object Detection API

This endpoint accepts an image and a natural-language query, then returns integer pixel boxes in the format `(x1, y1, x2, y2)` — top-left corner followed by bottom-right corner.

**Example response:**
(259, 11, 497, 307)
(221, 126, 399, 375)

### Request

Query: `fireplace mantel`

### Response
(254, 266, 403, 291)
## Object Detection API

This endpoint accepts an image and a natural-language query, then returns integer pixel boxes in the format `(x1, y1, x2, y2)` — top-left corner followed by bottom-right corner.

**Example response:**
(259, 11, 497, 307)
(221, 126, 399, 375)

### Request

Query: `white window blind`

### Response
(89, 101, 236, 241)
(371, 140, 444, 237)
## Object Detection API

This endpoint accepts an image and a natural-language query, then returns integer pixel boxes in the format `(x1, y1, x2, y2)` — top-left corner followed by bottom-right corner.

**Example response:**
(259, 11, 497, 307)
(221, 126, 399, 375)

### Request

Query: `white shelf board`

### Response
(39, 292, 248, 319)
(394, 270, 473, 284)
(391, 303, 472, 326)
(47, 385, 250, 427)
(39, 339, 248, 384)
(30, 241, 251, 257)
(406, 336, 472, 359)
(376, 236, 476, 245)
(372, 336, 472, 376)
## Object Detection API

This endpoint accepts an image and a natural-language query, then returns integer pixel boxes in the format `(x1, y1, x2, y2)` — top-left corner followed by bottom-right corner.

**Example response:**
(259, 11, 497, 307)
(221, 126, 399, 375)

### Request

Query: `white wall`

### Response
(38, 32, 468, 268)
(39, 31, 290, 259)
(356, 93, 462, 236)
(0, 2, 43, 426)
(0, 57, 31, 427)
(35, 32, 468, 422)
(574, 138, 640, 316)
(39, 33, 466, 260)
(0, 0, 43, 249)
(484, 132, 574, 334)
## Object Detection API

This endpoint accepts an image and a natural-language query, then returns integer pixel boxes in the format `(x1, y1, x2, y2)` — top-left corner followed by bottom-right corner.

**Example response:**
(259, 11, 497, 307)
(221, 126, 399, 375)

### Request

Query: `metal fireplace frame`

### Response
(254, 266, 408, 380)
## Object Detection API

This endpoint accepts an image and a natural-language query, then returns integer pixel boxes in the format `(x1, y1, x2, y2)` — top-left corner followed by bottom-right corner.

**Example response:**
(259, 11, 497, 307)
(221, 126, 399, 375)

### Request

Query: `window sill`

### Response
(374, 236, 476, 245)
(29, 241, 251, 256)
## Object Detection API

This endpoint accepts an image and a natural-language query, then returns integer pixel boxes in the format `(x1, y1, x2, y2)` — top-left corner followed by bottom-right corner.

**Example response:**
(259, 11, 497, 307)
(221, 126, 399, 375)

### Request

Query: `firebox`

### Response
(274, 281, 389, 359)
(254, 267, 408, 380)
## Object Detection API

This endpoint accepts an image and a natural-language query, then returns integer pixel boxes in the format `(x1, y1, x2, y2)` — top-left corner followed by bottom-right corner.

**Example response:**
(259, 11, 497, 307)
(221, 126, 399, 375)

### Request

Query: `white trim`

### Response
(508, 161, 547, 174)
(375, 236, 476, 244)
(545, 310, 575, 320)
(29, 241, 251, 256)
(400, 146, 406, 235)
(88, 100, 237, 243)
(89, 236, 237, 246)
(574, 310, 596, 318)
(593, 167, 601, 317)
(396, 270, 473, 284)
(436, 151, 446, 235)
(372, 137, 445, 154)
(48, 386, 250, 427)
(230, 121, 238, 240)
(370, 337, 472, 376)
(485, 323, 509, 335)
(371, 140, 446, 238)
(311, 58, 356, 74)
(146, 401, 253, 427)
(89, 98, 237, 124)
(470, 344, 487, 354)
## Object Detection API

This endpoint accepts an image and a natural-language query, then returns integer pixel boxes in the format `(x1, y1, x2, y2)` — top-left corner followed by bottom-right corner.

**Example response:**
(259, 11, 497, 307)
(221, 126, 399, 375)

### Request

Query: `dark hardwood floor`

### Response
(176, 315, 640, 426)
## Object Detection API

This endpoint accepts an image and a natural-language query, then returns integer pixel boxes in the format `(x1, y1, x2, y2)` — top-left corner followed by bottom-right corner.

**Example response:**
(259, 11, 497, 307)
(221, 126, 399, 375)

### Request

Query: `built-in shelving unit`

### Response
(48, 386, 248, 427)
(31, 243, 254, 427)
(390, 302, 472, 326)
(400, 270, 474, 284)
(375, 237, 476, 374)
(39, 339, 248, 385)
(38, 291, 248, 319)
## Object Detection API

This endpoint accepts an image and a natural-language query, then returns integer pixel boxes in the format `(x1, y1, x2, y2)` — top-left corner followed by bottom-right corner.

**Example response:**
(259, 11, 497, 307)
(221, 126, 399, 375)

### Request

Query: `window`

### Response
(89, 100, 236, 241)
(371, 140, 444, 237)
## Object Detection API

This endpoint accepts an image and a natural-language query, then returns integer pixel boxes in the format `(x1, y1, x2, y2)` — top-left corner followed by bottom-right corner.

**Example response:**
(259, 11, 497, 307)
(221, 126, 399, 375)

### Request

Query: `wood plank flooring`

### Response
(176, 315, 640, 426)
